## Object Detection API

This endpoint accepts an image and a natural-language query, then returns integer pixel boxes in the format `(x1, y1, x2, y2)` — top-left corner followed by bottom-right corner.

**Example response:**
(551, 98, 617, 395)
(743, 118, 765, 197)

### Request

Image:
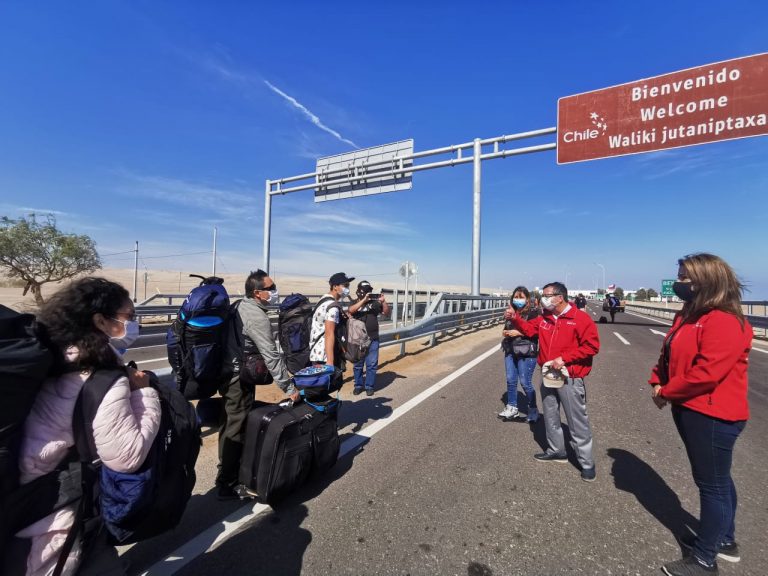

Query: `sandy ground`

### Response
(0, 268, 476, 313)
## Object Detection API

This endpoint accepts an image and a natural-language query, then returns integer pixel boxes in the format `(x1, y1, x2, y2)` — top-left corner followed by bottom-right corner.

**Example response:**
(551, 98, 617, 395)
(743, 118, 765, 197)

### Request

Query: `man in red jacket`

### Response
(508, 281, 600, 481)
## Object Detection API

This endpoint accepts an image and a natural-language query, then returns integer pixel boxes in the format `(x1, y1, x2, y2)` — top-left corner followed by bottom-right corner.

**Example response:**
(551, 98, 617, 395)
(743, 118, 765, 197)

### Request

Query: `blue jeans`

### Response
(353, 339, 379, 390)
(672, 405, 746, 565)
(503, 354, 538, 419)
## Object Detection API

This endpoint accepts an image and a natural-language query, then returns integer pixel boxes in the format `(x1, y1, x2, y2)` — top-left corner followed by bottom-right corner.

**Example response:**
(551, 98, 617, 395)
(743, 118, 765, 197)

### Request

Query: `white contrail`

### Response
(264, 80, 358, 148)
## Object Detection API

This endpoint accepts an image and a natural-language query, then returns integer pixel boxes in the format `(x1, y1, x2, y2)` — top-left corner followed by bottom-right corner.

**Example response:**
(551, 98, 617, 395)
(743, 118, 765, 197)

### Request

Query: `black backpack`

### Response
(78, 368, 201, 544)
(278, 294, 315, 373)
(0, 305, 54, 568)
(167, 275, 231, 399)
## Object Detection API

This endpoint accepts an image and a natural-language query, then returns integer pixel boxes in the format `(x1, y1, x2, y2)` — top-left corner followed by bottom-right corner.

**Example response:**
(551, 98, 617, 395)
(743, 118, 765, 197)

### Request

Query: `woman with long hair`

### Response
(499, 286, 540, 422)
(12, 277, 160, 576)
(649, 254, 751, 576)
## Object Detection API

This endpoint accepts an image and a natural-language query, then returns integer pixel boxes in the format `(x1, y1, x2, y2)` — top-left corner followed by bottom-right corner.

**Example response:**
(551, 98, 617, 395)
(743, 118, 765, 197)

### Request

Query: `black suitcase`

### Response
(239, 399, 340, 503)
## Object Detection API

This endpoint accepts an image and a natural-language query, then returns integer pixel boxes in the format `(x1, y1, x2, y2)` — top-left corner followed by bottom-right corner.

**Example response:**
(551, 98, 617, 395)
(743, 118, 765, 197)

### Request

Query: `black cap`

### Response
(357, 280, 373, 294)
(329, 272, 355, 286)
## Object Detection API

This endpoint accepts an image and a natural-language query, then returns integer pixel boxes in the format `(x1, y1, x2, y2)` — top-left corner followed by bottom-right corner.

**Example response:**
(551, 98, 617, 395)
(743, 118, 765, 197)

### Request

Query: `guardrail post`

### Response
(392, 290, 399, 329)
(398, 342, 406, 357)
(429, 333, 436, 347)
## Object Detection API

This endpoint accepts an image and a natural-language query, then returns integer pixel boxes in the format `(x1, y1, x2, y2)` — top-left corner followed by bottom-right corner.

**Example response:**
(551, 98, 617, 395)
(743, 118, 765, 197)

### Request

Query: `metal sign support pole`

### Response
(263, 180, 273, 274)
(472, 138, 482, 296)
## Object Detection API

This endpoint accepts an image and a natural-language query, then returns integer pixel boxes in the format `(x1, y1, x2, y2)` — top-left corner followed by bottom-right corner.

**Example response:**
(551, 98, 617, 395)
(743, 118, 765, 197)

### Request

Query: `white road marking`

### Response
(136, 357, 168, 364)
(613, 332, 630, 345)
(650, 329, 668, 337)
(141, 344, 502, 576)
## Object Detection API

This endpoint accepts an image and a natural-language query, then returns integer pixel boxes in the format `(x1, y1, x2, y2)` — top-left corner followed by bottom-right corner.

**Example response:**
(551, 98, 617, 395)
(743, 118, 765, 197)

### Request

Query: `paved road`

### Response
(121, 303, 768, 576)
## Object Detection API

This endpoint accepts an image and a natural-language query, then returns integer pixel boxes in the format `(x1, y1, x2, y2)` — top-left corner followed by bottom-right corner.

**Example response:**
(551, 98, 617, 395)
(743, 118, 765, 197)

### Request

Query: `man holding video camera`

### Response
(347, 280, 390, 396)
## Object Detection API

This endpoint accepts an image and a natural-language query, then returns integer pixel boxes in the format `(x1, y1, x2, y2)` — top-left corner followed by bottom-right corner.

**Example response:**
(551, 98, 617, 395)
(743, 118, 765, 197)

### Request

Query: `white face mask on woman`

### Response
(109, 318, 140, 349)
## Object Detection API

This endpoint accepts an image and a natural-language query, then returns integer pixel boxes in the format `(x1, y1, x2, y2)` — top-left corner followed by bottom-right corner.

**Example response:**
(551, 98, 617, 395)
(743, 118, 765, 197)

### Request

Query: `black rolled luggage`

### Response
(239, 399, 340, 504)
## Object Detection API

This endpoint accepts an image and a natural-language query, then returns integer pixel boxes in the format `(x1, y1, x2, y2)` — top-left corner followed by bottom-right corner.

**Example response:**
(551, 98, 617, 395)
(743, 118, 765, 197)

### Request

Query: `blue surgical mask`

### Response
(512, 298, 527, 309)
(109, 318, 140, 351)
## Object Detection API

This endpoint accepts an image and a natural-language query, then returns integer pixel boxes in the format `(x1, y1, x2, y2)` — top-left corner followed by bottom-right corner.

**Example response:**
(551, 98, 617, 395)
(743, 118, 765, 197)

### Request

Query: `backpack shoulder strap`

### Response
(76, 369, 126, 459)
(309, 297, 340, 353)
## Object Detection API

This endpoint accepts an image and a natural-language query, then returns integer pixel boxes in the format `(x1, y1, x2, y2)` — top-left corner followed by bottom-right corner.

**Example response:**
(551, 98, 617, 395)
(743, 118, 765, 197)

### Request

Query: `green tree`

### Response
(647, 288, 658, 300)
(614, 287, 625, 300)
(0, 214, 102, 306)
(636, 288, 648, 301)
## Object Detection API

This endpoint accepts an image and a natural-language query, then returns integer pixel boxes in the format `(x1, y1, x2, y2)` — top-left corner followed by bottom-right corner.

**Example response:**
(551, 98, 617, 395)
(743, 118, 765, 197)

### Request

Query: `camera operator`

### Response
(347, 280, 390, 396)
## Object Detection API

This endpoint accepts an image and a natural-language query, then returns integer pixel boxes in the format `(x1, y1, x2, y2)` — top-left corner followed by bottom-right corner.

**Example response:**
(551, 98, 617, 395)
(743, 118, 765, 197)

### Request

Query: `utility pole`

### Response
(132, 241, 139, 302)
(212, 226, 218, 276)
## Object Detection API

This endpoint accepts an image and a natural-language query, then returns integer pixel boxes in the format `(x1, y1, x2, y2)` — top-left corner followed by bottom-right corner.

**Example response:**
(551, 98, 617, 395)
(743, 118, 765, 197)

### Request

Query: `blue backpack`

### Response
(167, 275, 231, 399)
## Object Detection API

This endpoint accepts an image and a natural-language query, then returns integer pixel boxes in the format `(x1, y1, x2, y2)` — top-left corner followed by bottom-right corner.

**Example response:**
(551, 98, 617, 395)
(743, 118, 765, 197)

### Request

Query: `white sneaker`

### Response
(498, 404, 521, 420)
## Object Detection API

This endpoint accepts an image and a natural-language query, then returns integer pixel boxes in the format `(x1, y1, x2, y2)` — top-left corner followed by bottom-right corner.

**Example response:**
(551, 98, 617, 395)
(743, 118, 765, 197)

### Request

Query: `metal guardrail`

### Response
(625, 303, 768, 336)
(136, 292, 507, 356)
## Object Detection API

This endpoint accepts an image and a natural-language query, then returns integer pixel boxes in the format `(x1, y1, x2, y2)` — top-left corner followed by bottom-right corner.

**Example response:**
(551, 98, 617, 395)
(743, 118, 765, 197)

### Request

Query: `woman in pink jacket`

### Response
(11, 278, 161, 576)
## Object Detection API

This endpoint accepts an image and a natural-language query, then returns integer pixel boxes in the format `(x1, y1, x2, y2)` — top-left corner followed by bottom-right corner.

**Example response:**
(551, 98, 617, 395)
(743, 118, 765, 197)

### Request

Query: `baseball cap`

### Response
(541, 362, 569, 389)
(357, 280, 373, 294)
(329, 272, 355, 286)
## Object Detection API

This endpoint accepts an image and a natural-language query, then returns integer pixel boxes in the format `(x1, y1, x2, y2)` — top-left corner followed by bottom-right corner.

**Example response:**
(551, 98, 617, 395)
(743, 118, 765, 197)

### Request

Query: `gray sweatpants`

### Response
(540, 378, 595, 470)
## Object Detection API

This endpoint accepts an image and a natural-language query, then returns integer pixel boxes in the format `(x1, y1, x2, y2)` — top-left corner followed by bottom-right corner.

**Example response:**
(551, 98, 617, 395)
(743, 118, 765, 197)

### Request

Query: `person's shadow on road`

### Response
(339, 395, 394, 434)
(183, 504, 312, 576)
(607, 448, 697, 538)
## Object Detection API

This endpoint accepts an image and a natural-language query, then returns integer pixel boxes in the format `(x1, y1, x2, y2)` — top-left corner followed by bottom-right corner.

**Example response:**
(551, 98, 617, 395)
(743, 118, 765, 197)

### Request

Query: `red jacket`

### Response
(512, 305, 600, 378)
(649, 309, 751, 421)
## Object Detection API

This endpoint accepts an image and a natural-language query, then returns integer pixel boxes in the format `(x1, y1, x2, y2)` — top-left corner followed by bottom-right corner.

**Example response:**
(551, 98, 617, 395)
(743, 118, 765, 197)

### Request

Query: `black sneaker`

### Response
(580, 467, 596, 482)
(533, 451, 567, 463)
(352, 387, 363, 395)
(679, 533, 740, 563)
(661, 556, 718, 575)
(365, 389, 374, 396)
(217, 484, 240, 501)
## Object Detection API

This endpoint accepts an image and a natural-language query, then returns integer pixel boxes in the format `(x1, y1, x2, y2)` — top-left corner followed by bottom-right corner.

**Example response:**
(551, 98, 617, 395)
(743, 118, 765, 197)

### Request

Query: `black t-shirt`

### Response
(351, 298, 383, 340)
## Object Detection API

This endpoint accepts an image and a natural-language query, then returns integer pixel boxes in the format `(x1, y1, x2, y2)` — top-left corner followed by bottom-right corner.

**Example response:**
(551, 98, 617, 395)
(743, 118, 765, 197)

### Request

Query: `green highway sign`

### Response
(661, 279, 675, 297)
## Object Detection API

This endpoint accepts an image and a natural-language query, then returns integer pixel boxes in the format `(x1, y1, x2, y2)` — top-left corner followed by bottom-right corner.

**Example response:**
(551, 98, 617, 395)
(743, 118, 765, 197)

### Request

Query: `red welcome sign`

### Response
(557, 53, 768, 164)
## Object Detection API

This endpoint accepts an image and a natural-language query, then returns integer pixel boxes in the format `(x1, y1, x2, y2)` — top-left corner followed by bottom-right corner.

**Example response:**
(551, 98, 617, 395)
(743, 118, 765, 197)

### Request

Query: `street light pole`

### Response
(595, 262, 606, 294)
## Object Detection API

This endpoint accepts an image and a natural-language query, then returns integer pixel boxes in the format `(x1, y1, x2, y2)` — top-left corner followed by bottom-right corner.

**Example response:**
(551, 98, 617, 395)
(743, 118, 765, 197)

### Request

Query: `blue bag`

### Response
(293, 364, 343, 400)
(166, 276, 231, 399)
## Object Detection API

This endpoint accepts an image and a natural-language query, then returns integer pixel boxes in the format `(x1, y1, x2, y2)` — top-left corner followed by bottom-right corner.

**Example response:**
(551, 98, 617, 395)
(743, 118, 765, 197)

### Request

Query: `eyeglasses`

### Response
(113, 313, 137, 322)
(541, 293, 561, 298)
(262, 284, 276, 291)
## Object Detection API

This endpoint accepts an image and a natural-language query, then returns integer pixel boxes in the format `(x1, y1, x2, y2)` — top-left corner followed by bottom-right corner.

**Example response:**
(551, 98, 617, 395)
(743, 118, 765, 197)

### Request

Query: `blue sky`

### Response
(1, 1, 766, 298)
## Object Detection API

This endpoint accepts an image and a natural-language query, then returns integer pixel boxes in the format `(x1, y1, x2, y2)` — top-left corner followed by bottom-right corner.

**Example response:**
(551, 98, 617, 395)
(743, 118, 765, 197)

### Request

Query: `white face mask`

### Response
(541, 296, 557, 311)
(341, 286, 350, 298)
(266, 289, 279, 305)
(109, 318, 140, 350)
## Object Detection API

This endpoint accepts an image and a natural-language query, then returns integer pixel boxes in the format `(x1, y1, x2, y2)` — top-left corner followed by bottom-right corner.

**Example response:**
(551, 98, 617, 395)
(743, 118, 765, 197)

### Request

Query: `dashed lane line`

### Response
(613, 332, 630, 345)
(141, 344, 502, 576)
